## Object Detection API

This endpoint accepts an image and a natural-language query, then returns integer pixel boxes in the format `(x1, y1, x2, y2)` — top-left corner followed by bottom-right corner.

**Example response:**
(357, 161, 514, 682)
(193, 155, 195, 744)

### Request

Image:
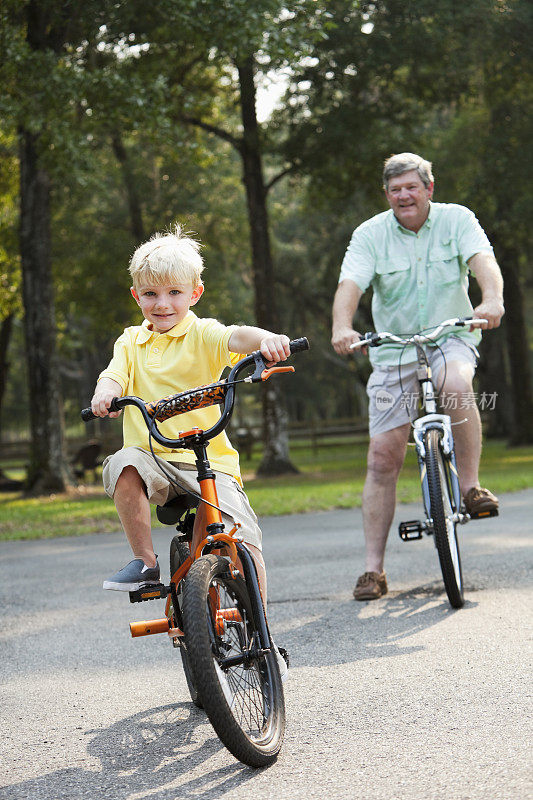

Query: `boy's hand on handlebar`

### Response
(91, 379, 123, 418)
(471, 299, 505, 331)
(259, 334, 291, 365)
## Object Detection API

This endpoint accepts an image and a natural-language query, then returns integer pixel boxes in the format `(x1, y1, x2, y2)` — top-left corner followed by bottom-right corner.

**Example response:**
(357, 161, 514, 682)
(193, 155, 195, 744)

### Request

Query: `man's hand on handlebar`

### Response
(331, 326, 367, 356)
(91, 378, 123, 418)
(471, 298, 505, 331)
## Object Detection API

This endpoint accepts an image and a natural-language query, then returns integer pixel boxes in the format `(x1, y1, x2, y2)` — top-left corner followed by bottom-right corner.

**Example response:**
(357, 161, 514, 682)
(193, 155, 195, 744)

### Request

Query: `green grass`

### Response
(1, 438, 532, 541)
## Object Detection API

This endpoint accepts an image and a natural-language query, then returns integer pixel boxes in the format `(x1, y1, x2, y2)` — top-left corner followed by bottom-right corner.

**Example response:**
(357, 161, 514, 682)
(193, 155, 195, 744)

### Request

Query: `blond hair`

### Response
(129, 224, 204, 289)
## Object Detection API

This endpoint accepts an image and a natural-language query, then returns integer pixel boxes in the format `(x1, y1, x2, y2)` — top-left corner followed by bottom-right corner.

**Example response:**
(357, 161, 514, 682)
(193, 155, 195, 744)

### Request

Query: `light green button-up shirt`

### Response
(339, 202, 494, 366)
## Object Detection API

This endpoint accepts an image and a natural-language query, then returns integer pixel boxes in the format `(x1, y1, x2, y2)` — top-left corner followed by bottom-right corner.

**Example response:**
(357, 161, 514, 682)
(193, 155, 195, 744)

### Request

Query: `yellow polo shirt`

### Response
(98, 311, 244, 481)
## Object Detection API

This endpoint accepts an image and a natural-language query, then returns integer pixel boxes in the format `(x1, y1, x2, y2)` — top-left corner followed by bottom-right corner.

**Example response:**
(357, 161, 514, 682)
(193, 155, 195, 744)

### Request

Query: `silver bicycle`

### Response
(352, 317, 490, 608)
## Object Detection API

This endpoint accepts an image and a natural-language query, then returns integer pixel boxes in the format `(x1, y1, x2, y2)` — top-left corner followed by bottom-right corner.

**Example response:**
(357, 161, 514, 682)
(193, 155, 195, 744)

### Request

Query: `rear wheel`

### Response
(425, 429, 464, 608)
(182, 554, 285, 767)
(170, 536, 202, 708)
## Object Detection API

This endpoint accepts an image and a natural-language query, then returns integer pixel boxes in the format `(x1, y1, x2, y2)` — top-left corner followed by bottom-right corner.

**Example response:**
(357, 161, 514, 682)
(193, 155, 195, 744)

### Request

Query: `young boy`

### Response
(91, 225, 290, 605)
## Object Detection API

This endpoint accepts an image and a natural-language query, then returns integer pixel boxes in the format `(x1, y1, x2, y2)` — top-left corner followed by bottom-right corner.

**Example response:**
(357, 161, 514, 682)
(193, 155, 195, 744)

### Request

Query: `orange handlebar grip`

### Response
(130, 618, 170, 637)
(261, 366, 295, 381)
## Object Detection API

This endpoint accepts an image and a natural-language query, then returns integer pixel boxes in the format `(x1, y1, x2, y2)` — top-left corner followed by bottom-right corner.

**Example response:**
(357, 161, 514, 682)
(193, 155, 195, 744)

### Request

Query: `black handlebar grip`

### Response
(289, 337, 310, 354)
(81, 397, 121, 422)
(81, 407, 96, 422)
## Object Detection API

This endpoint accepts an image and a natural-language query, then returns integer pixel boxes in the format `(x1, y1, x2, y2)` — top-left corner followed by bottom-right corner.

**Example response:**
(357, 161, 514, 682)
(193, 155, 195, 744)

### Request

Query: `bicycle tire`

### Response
(182, 554, 285, 767)
(169, 536, 203, 709)
(425, 428, 465, 608)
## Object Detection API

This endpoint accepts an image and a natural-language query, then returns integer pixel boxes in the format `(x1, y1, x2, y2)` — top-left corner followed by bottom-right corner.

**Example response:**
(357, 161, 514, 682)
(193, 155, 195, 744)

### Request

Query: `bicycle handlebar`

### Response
(81, 337, 310, 448)
(349, 317, 488, 351)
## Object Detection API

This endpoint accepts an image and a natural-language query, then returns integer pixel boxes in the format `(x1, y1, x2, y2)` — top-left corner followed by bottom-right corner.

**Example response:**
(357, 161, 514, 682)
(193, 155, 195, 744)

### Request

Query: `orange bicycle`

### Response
(82, 337, 309, 766)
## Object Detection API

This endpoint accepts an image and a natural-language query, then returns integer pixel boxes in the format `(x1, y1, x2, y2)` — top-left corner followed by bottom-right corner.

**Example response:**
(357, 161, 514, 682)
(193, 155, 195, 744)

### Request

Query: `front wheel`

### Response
(170, 536, 202, 708)
(425, 429, 464, 608)
(182, 554, 285, 767)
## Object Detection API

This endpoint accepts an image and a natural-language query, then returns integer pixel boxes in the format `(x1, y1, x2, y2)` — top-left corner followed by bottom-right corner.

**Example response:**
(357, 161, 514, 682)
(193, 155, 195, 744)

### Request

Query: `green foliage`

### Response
(0, 129, 20, 319)
(1, 0, 531, 444)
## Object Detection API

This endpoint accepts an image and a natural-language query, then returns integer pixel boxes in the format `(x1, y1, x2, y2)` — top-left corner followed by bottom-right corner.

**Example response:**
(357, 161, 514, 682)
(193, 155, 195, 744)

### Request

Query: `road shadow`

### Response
(0, 703, 260, 800)
(270, 580, 478, 669)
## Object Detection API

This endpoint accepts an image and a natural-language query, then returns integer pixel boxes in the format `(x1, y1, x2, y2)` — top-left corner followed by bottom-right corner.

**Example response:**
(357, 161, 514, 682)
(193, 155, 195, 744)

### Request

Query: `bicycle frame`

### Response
(82, 339, 309, 649)
(351, 316, 486, 536)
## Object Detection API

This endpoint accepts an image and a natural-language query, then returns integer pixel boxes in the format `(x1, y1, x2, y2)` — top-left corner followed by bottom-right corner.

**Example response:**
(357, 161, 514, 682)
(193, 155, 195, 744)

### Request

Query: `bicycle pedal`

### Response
(468, 508, 499, 520)
(129, 583, 170, 603)
(398, 520, 425, 541)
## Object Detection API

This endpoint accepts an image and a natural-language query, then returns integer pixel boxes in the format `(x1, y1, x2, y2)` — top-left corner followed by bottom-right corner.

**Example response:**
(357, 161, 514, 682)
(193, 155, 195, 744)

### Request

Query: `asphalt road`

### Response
(1, 491, 532, 800)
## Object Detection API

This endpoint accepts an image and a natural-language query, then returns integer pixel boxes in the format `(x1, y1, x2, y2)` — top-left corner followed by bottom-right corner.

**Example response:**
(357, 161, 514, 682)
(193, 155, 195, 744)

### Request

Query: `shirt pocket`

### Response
(428, 239, 461, 285)
(374, 258, 411, 299)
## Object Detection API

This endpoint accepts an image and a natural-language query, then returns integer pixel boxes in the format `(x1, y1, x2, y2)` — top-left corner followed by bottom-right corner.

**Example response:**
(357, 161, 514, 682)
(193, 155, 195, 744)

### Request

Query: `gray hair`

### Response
(129, 224, 204, 290)
(383, 153, 434, 190)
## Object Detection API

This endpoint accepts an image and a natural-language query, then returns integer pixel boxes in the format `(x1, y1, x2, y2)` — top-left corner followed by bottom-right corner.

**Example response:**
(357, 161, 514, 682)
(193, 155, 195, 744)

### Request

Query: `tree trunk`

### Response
(499, 254, 533, 443)
(111, 132, 146, 241)
(476, 326, 513, 438)
(237, 56, 298, 476)
(19, 129, 71, 493)
(0, 313, 14, 442)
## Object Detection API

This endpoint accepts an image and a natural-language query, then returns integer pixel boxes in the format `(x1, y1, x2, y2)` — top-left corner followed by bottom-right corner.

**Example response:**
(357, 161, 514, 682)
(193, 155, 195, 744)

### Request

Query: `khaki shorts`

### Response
(102, 446, 262, 550)
(367, 336, 479, 438)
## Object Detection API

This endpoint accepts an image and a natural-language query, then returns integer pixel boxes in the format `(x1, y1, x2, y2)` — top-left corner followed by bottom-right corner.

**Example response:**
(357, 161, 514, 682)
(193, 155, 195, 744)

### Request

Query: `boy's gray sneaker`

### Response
(103, 558, 160, 591)
(272, 642, 289, 683)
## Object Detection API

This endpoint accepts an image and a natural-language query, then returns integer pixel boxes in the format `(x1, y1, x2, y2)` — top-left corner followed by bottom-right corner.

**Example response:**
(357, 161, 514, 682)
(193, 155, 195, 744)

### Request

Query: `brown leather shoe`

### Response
(353, 571, 388, 601)
(463, 486, 499, 518)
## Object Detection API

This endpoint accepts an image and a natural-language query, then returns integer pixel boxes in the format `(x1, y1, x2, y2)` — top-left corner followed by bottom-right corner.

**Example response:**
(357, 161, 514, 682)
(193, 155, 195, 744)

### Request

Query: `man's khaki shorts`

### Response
(102, 446, 262, 550)
(367, 336, 479, 438)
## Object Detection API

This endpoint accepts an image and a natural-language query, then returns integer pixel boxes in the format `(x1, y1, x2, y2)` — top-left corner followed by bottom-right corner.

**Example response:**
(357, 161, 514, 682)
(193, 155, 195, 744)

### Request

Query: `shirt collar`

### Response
(136, 310, 197, 344)
(392, 201, 433, 234)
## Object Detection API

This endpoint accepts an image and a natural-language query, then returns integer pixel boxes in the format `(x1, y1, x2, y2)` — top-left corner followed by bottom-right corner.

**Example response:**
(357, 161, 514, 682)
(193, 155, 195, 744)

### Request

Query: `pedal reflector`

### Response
(129, 584, 170, 603)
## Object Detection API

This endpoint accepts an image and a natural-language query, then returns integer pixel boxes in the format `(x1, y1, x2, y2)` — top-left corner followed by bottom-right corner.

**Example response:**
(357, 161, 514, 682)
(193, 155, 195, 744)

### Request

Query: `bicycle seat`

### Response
(156, 493, 199, 525)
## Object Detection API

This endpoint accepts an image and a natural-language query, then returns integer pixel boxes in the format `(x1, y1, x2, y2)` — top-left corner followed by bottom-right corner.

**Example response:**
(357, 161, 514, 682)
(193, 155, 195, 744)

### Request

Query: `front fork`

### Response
(413, 415, 465, 526)
(235, 541, 271, 652)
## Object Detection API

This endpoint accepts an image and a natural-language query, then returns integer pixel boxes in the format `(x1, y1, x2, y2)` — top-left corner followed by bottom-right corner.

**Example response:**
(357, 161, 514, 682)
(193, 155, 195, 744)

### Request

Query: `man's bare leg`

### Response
(437, 361, 481, 495)
(362, 424, 411, 573)
(113, 466, 157, 567)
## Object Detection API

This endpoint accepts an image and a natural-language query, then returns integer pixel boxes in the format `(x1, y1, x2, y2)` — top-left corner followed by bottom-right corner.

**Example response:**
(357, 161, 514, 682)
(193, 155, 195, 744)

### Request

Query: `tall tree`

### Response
(275, 0, 533, 442)
(0, 129, 20, 441)
(423, 0, 533, 441)
(98, 0, 328, 474)
(11, 2, 74, 491)
(0, 0, 114, 491)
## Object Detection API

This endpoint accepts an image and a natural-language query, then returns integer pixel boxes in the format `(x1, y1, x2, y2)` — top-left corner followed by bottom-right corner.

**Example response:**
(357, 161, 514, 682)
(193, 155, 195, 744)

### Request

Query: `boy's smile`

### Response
(131, 282, 203, 333)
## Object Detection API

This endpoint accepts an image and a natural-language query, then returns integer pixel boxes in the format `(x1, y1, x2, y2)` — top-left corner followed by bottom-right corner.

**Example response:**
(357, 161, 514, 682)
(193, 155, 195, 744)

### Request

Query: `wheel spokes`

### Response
(208, 579, 272, 738)
(438, 457, 462, 588)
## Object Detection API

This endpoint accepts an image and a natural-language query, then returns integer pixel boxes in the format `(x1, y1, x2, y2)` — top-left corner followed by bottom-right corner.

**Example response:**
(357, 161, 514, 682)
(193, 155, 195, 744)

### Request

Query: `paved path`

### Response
(1, 491, 532, 799)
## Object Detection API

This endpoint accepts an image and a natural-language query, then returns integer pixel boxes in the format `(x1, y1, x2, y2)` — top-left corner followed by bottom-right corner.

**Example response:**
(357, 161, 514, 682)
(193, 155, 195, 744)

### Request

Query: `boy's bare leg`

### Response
(362, 424, 410, 573)
(113, 466, 157, 567)
(192, 503, 268, 603)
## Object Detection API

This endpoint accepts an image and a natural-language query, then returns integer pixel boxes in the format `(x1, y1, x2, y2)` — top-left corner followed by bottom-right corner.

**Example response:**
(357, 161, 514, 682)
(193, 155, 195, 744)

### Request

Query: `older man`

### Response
(332, 152, 504, 600)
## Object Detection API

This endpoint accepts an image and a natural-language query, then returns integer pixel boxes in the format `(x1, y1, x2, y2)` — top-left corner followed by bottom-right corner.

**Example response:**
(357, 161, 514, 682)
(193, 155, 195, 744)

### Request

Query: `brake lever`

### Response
(261, 366, 295, 381)
(249, 351, 269, 382)
(248, 351, 296, 382)
(366, 333, 382, 347)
